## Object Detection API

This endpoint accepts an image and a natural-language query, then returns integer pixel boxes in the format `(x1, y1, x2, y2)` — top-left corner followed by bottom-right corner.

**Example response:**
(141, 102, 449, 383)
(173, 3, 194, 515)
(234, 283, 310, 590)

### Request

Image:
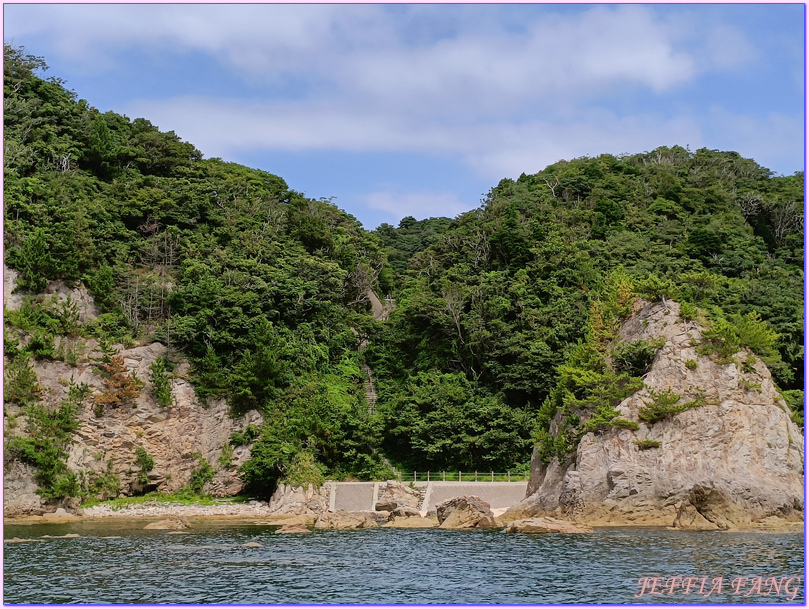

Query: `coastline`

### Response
(4, 502, 803, 533)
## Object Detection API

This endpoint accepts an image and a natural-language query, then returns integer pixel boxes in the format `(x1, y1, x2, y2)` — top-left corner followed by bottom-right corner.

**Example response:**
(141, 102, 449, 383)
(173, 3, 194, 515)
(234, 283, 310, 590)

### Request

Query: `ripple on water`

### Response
(3, 524, 804, 604)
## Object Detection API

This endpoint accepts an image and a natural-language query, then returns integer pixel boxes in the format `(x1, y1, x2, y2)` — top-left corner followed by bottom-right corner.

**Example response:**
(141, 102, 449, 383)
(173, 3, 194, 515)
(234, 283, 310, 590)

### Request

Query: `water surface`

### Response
(4, 521, 804, 604)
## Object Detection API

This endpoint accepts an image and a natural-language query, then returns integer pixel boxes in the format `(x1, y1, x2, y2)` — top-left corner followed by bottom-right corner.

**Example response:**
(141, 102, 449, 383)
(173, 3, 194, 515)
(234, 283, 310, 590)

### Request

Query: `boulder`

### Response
(436, 496, 497, 529)
(314, 510, 378, 530)
(369, 511, 391, 525)
(377, 480, 421, 509)
(384, 516, 436, 528)
(374, 499, 399, 512)
(275, 523, 311, 534)
(267, 483, 328, 516)
(505, 517, 593, 534)
(144, 517, 190, 530)
(243, 542, 262, 547)
(389, 506, 421, 519)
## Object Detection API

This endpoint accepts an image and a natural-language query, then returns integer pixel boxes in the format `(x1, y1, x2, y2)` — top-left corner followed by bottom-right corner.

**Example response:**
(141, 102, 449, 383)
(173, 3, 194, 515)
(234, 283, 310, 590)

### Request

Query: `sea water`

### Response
(3, 520, 804, 604)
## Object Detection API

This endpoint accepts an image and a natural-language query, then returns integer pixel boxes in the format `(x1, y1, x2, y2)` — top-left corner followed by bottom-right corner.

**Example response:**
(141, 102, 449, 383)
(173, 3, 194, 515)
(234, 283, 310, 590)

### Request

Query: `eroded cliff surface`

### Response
(507, 300, 804, 529)
(4, 266, 262, 516)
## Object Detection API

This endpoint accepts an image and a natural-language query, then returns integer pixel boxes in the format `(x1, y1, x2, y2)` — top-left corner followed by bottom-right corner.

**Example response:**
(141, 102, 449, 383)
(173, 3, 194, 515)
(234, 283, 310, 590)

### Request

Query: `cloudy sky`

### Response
(4, 3, 804, 228)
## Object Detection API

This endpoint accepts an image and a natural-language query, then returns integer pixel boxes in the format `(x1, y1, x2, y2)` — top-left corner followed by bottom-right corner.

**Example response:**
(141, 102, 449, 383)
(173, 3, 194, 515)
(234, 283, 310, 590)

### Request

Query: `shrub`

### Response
(282, 451, 325, 489)
(4, 356, 42, 404)
(135, 447, 155, 484)
(678, 301, 698, 321)
(611, 418, 640, 430)
(218, 442, 233, 469)
(684, 359, 698, 370)
(149, 356, 173, 408)
(6, 397, 80, 498)
(635, 439, 662, 450)
(230, 424, 261, 447)
(638, 388, 706, 424)
(188, 453, 214, 494)
(93, 354, 142, 415)
(612, 338, 664, 377)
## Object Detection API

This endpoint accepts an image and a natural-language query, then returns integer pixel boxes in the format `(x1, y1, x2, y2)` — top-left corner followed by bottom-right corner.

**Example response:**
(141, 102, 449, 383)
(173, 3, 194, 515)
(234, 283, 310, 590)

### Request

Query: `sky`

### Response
(3, 3, 805, 229)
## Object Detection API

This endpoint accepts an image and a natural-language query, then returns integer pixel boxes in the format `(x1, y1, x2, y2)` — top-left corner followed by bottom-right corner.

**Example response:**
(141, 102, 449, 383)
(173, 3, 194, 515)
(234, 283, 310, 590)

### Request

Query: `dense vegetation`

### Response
(367, 147, 803, 467)
(4, 45, 804, 499)
(3, 45, 392, 497)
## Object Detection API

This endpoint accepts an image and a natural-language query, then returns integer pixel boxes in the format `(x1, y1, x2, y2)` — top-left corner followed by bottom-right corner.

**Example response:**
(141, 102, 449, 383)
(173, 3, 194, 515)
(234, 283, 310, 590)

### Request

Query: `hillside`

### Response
(3, 45, 804, 509)
(503, 298, 804, 529)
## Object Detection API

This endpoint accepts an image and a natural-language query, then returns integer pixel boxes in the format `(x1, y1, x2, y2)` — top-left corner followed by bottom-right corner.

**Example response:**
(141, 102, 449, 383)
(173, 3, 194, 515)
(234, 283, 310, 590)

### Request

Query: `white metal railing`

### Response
(392, 470, 529, 483)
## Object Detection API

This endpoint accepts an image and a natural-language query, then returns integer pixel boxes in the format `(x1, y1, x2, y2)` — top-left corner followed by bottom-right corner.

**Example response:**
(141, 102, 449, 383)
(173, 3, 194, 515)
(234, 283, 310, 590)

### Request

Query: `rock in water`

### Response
(384, 516, 436, 528)
(275, 523, 311, 534)
(314, 510, 378, 530)
(506, 300, 804, 530)
(436, 496, 498, 529)
(505, 518, 593, 534)
(243, 542, 262, 547)
(144, 517, 190, 530)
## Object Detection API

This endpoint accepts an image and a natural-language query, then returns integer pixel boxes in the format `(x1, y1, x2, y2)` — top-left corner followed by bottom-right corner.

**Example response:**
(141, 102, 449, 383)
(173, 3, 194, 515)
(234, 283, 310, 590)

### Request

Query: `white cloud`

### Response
(126, 95, 704, 181)
(705, 109, 803, 175)
(7, 4, 703, 109)
(365, 190, 470, 222)
(7, 2, 795, 181)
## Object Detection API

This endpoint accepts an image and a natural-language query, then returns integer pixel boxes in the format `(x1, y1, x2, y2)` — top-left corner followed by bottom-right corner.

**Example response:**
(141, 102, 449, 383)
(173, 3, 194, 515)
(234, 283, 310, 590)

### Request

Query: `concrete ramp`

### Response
(422, 482, 528, 511)
(331, 482, 376, 511)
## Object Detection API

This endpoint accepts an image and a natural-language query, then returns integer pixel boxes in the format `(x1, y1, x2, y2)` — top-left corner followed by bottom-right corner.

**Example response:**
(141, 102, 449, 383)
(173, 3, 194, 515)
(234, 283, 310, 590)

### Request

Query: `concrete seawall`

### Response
(329, 480, 528, 512)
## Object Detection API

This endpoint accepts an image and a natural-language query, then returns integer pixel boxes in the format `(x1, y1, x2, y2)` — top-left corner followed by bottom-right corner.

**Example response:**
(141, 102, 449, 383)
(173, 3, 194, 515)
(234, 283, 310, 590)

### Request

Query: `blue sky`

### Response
(3, 3, 805, 229)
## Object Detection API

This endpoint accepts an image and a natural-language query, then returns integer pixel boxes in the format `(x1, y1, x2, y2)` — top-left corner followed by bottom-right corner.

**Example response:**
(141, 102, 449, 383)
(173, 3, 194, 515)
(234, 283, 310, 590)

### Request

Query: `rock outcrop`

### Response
(267, 483, 329, 517)
(505, 517, 593, 534)
(143, 517, 190, 530)
(3, 269, 263, 517)
(374, 480, 421, 511)
(506, 300, 804, 530)
(384, 515, 436, 528)
(275, 523, 311, 534)
(436, 495, 499, 529)
(314, 510, 378, 530)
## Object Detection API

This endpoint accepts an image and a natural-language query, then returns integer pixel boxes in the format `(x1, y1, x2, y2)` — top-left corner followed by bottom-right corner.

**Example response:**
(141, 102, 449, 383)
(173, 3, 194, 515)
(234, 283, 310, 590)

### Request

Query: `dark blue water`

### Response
(3, 521, 804, 604)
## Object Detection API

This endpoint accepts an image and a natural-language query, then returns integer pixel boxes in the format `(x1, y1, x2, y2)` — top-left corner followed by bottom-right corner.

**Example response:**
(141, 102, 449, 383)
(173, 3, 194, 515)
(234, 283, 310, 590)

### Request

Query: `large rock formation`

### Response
(374, 480, 421, 511)
(267, 483, 329, 517)
(436, 495, 499, 529)
(314, 510, 378, 530)
(505, 300, 804, 530)
(4, 268, 263, 516)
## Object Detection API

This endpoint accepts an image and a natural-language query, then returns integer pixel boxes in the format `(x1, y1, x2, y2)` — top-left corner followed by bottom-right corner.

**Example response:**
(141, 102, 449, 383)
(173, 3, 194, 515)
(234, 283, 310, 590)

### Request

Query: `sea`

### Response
(3, 520, 804, 604)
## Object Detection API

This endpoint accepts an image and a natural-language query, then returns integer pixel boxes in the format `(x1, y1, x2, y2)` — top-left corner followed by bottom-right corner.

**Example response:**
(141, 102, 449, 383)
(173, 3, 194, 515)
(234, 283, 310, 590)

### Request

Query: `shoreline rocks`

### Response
(436, 496, 500, 529)
(505, 517, 593, 534)
(314, 510, 378, 530)
(509, 300, 805, 531)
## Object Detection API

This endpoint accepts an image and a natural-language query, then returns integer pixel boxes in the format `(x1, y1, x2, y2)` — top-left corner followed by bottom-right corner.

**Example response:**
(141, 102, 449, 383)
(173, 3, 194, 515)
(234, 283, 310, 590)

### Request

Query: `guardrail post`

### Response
(443, 471, 446, 482)
(427, 471, 430, 482)
(414, 471, 416, 482)
(474, 471, 477, 481)
(459, 471, 461, 482)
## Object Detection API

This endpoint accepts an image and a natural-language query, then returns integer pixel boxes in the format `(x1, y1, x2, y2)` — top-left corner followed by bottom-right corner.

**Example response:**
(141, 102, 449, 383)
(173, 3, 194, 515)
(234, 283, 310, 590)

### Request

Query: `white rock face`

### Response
(508, 300, 804, 529)
(3, 270, 262, 516)
(267, 483, 329, 516)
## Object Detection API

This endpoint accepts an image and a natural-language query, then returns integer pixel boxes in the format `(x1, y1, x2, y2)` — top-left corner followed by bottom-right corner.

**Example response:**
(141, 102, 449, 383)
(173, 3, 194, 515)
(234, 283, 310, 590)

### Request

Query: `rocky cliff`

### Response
(4, 266, 262, 516)
(506, 299, 804, 529)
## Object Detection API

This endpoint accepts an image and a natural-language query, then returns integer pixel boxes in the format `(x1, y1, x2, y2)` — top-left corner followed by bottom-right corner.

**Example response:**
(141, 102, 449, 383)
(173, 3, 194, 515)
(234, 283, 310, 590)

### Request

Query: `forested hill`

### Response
(4, 45, 393, 495)
(4, 45, 804, 498)
(367, 146, 804, 471)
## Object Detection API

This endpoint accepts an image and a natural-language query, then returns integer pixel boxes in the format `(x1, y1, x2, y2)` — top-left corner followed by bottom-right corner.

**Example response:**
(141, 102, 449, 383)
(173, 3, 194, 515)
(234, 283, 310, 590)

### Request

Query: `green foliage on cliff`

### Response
(4, 45, 804, 496)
